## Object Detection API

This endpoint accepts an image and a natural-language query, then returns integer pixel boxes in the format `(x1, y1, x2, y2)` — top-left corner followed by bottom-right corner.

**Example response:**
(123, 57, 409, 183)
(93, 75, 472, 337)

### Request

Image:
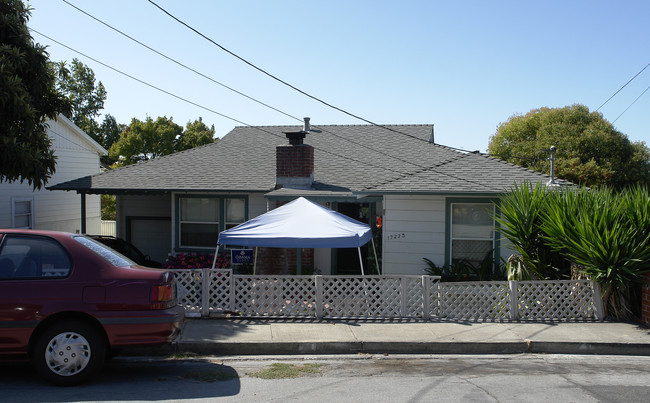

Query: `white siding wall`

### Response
(0, 118, 103, 233)
(382, 195, 446, 275)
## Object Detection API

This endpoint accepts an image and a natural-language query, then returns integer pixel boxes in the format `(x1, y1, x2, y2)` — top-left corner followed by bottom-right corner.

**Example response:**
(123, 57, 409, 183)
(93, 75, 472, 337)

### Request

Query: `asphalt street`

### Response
(2, 354, 650, 402)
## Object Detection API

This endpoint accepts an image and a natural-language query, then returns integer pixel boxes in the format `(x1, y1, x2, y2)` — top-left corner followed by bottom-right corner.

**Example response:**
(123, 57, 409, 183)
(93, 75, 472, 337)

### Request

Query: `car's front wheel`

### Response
(33, 321, 106, 386)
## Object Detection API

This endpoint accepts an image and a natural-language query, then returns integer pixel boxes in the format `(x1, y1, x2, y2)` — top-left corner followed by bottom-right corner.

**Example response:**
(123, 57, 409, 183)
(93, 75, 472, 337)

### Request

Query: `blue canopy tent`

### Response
(214, 197, 378, 274)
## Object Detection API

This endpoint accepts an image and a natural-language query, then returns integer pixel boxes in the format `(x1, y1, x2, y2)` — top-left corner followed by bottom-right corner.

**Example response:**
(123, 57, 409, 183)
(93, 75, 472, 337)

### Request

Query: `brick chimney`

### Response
(276, 118, 314, 189)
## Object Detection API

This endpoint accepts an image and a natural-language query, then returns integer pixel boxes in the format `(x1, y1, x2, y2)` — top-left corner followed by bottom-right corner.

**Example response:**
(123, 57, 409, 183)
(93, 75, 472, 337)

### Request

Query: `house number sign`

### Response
(387, 233, 406, 240)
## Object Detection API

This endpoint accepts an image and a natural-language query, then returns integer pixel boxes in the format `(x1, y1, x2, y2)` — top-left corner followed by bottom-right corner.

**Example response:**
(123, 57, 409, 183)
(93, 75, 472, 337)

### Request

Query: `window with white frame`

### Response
(225, 198, 246, 230)
(178, 196, 246, 249)
(450, 202, 495, 269)
(12, 198, 34, 229)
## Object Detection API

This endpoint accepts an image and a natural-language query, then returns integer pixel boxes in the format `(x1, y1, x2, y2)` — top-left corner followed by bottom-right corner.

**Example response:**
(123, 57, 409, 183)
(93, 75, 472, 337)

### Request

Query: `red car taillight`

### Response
(150, 283, 176, 309)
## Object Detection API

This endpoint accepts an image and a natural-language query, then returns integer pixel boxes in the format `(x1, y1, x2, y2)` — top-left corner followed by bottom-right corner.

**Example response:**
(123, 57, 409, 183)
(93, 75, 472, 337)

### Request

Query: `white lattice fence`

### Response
(206, 270, 233, 315)
(169, 270, 604, 321)
(170, 269, 231, 317)
(234, 276, 316, 317)
(438, 282, 511, 320)
(516, 280, 597, 320)
(322, 276, 401, 318)
(404, 276, 426, 317)
(170, 269, 204, 317)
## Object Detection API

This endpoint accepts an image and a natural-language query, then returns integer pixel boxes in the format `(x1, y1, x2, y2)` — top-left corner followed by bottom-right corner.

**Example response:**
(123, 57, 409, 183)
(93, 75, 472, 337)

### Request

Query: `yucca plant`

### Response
(621, 185, 650, 242)
(540, 187, 650, 318)
(496, 182, 568, 279)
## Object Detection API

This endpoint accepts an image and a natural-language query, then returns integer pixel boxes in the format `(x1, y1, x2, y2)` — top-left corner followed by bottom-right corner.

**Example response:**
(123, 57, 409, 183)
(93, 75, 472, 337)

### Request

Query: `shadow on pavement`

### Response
(0, 358, 241, 402)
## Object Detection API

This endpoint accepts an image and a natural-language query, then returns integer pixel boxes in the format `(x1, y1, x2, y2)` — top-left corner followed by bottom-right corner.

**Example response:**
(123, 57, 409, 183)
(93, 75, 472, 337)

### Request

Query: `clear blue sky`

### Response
(27, 0, 649, 152)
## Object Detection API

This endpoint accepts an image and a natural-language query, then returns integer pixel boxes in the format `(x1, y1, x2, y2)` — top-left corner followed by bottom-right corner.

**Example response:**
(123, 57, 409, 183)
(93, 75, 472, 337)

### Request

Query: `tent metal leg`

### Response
(253, 247, 258, 275)
(211, 244, 221, 270)
(358, 247, 365, 275)
(371, 238, 380, 274)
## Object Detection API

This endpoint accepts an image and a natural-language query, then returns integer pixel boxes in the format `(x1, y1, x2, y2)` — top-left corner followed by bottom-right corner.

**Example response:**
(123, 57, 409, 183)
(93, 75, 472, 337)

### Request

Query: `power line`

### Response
(30, 29, 254, 129)
(145, 0, 485, 156)
(66, 0, 484, 157)
(146, 1, 390, 130)
(64, 1, 434, 170)
(595, 62, 650, 112)
(59, 0, 434, 170)
(612, 85, 650, 124)
(30, 29, 424, 176)
(61, 0, 299, 124)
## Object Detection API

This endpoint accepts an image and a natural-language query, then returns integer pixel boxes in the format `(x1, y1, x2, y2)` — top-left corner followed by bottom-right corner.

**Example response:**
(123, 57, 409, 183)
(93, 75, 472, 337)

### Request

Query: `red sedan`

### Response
(0, 229, 184, 385)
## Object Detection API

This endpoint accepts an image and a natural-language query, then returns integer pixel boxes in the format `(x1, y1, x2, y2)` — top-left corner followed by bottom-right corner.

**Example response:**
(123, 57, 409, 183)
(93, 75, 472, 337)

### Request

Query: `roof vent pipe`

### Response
(303, 117, 311, 132)
(547, 145, 559, 186)
(429, 124, 435, 143)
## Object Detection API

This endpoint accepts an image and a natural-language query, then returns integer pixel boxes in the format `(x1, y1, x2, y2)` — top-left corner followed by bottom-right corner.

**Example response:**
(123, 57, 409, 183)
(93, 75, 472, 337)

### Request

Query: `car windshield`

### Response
(74, 236, 136, 267)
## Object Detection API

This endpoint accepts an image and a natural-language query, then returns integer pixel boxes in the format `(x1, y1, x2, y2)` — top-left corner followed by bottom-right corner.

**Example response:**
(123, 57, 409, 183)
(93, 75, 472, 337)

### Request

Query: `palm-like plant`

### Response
(495, 182, 567, 279)
(540, 187, 650, 318)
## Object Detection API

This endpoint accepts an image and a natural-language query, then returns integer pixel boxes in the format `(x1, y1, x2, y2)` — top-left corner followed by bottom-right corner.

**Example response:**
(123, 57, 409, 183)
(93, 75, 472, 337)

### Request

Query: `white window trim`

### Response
(175, 195, 248, 250)
(11, 197, 34, 229)
(178, 198, 220, 249)
(449, 202, 495, 264)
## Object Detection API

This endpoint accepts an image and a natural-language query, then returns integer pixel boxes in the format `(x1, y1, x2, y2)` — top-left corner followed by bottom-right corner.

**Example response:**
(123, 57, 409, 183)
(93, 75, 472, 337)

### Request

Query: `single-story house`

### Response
(2, 115, 106, 233)
(49, 119, 565, 275)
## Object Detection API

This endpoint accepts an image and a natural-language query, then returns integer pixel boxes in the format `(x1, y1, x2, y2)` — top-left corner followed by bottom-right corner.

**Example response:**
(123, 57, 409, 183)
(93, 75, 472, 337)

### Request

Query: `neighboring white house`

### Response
(0, 115, 106, 233)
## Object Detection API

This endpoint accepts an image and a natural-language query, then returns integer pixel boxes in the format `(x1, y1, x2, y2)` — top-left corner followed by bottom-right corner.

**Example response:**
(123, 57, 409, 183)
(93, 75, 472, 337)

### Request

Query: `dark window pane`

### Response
(180, 223, 219, 248)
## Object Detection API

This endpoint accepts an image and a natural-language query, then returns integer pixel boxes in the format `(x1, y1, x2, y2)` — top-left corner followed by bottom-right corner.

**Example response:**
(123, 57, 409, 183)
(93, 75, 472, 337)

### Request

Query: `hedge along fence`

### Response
(497, 183, 650, 319)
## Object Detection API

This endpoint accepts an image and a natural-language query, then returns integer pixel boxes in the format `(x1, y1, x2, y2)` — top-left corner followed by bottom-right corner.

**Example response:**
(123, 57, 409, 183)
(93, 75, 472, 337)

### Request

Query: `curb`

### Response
(527, 341, 650, 356)
(126, 341, 650, 357)
(175, 341, 526, 356)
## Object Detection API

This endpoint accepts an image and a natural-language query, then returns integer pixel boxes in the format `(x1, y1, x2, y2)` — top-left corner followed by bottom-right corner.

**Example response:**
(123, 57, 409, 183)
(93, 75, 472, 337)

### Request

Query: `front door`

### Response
(334, 203, 373, 275)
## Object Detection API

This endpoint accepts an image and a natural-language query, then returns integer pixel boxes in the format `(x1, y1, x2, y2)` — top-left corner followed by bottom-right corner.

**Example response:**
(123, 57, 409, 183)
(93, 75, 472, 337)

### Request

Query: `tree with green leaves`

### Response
(53, 57, 107, 137)
(94, 114, 124, 166)
(0, 0, 70, 189)
(97, 114, 123, 149)
(100, 194, 116, 220)
(488, 104, 650, 188)
(109, 116, 215, 167)
(177, 117, 215, 151)
(109, 116, 183, 166)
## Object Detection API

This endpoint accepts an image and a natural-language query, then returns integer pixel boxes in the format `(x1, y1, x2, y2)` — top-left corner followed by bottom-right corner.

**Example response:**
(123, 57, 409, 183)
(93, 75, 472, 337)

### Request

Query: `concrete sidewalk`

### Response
(171, 319, 650, 356)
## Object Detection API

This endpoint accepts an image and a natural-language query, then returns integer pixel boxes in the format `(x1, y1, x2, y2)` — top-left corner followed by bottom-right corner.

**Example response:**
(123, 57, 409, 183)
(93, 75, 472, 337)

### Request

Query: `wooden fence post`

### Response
(201, 269, 210, 317)
(509, 280, 519, 320)
(422, 276, 431, 320)
(315, 275, 323, 319)
(400, 276, 408, 317)
(229, 270, 236, 313)
(590, 280, 605, 321)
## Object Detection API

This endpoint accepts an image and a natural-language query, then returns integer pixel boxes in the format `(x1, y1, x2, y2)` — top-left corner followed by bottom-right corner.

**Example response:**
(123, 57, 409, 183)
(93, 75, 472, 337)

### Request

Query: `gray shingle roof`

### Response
(49, 123, 563, 195)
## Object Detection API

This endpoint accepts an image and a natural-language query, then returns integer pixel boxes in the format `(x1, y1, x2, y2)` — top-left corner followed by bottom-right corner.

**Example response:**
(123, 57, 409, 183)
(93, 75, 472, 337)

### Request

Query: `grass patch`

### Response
(169, 352, 198, 359)
(182, 368, 238, 382)
(249, 363, 322, 379)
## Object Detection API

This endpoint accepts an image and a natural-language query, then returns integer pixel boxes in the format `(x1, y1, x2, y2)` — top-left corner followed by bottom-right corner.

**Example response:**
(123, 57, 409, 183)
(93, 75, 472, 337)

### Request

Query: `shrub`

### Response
(495, 182, 571, 280)
(541, 186, 650, 318)
(497, 182, 650, 318)
(423, 251, 505, 282)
